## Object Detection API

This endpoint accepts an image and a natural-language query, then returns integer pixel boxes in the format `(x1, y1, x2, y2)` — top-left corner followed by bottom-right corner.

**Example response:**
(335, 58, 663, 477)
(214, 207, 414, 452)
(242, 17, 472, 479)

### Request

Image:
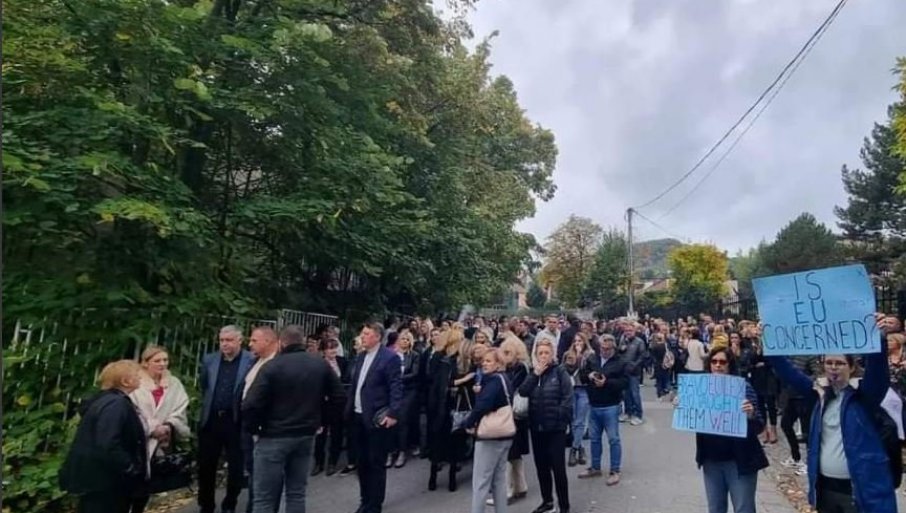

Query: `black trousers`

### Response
(756, 393, 778, 426)
(78, 492, 146, 513)
(314, 418, 345, 467)
(780, 397, 813, 461)
(353, 414, 391, 513)
(391, 390, 418, 453)
(198, 414, 244, 512)
(530, 430, 570, 511)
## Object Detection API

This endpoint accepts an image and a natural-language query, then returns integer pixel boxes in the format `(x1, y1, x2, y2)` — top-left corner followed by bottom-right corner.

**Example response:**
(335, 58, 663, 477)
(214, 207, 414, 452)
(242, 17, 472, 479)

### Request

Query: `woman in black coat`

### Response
(60, 360, 148, 513)
(313, 339, 350, 476)
(388, 331, 421, 468)
(746, 336, 780, 444)
(694, 347, 768, 513)
(518, 339, 573, 513)
(427, 333, 456, 491)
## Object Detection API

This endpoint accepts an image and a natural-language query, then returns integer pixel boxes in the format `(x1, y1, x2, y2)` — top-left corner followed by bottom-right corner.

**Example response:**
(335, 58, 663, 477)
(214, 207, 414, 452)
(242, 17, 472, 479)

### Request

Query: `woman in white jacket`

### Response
(130, 345, 190, 512)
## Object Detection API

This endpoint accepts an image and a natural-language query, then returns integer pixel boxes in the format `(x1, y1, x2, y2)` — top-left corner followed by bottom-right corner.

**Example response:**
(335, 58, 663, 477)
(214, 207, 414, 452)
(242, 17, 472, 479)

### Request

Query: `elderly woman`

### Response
(129, 346, 190, 510)
(60, 360, 148, 513)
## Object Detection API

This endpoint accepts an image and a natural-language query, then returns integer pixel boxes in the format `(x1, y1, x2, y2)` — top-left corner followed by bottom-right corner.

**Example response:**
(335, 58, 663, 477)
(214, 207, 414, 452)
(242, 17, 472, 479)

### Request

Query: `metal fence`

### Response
(3, 309, 348, 427)
(716, 286, 904, 321)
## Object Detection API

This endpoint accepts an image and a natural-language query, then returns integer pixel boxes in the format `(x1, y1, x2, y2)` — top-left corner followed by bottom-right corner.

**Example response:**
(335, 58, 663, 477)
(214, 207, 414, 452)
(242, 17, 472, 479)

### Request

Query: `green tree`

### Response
(728, 243, 771, 296)
(893, 58, 906, 192)
(1, 1, 557, 510)
(835, 104, 906, 240)
(667, 244, 729, 314)
(540, 215, 603, 307)
(762, 213, 842, 274)
(526, 281, 547, 308)
(584, 228, 629, 308)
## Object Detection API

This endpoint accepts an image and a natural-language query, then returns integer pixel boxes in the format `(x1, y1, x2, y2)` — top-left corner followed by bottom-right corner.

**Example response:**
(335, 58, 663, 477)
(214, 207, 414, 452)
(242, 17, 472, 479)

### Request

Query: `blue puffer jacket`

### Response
(769, 337, 895, 513)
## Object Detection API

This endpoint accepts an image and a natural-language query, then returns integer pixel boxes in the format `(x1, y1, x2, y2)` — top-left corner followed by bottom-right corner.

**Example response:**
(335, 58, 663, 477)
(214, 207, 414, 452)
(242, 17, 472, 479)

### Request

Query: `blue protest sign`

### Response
(672, 373, 747, 438)
(753, 264, 879, 356)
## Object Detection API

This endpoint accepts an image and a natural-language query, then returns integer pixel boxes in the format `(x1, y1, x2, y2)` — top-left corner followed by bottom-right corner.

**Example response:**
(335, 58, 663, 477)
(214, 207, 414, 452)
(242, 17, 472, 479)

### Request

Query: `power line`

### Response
(631, 0, 848, 211)
(657, 0, 846, 219)
(632, 209, 692, 243)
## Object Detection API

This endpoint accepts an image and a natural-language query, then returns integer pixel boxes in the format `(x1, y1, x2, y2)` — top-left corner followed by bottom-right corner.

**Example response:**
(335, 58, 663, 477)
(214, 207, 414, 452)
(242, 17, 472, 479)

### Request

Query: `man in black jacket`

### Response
(578, 335, 627, 485)
(242, 325, 346, 513)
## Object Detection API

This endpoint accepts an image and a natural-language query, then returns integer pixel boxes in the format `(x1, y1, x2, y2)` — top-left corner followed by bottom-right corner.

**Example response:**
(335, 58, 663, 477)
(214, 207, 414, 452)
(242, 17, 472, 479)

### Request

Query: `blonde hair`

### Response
(889, 333, 906, 359)
(482, 348, 505, 372)
(398, 331, 414, 351)
(140, 345, 168, 363)
(499, 335, 529, 366)
(98, 360, 142, 390)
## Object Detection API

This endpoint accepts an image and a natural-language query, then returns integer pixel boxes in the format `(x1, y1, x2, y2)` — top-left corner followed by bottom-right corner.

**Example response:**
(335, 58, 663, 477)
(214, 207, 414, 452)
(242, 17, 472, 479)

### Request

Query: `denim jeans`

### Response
(253, 436, 315, 513)
(654, 368, 671, 397)
(571, 388, 590, 449)
(622, 374, 643, 418)
(701, 460, 757, 513)
(588, 405, 622, 472)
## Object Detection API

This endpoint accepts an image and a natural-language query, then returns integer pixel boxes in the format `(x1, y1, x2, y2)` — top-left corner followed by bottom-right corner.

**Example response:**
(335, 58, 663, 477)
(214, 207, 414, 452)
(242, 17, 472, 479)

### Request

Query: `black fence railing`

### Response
(714, 286, 904, 322)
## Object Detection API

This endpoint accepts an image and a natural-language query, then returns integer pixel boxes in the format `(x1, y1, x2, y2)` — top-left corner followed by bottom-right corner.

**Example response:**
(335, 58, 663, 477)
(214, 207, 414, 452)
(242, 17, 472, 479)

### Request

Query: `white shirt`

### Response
(354, 346, 380, 414)
(819, 393, 849, 479)
(242, 352, 277, 400)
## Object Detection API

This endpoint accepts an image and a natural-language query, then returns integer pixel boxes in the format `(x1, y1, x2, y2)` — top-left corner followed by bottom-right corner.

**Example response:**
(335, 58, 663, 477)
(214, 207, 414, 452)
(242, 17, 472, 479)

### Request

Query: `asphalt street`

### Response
(173, 385, 804, 513)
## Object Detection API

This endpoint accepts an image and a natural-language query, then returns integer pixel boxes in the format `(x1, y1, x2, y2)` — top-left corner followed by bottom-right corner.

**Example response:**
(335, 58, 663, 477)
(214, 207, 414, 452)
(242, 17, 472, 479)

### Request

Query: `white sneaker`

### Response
(619, 413, 629, 423)
(780, 457, 799, 468)
(794, 463, 808, 476)
(629, 417, 644, 426)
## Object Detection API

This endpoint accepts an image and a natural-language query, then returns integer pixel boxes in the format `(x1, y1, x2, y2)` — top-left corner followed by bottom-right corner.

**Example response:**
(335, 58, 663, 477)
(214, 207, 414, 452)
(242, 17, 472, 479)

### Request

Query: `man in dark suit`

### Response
(198, 325, 255, 513)
(346, 322, 403, 513)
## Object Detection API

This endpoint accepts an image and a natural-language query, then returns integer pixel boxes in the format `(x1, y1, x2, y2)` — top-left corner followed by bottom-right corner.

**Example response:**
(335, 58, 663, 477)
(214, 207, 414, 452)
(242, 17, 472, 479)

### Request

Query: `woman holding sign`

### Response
(768, 315, 899, 513)
(695, 347, 768, 513)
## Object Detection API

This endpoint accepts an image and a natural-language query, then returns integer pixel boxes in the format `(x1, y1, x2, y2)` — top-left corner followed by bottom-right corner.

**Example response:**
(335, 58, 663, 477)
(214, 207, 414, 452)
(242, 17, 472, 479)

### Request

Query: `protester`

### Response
(387, 330, 420, 469)
(562, 332, 594, 467)
(487, 335, 532, 506)
(778, 355, 820, 475)
(577, 334, 626, 486)
(519, 339, 573, 513)
(313, 338, 350, 476)
(694, 347, 768, 513)
(60, 360, 148, 513)
(242, 325, 347, 513)
(346, 322, 403, 513)
(769, 315, 899, 513)
(130, 346, 191, 512)
(685, 327, 707, 373)
(464, 348, 514, 513)
(618, 323, 646, 425)
(198, 326, 255, 513)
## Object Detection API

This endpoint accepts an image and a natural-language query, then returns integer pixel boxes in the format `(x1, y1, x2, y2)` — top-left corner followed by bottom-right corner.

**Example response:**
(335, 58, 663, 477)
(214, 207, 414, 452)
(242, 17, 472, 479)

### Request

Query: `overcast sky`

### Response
(453, 0, 906, 253)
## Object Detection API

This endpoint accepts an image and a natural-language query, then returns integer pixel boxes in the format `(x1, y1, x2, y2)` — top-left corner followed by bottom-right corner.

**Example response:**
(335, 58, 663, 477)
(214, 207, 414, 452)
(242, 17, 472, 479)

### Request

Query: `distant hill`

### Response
(633, 238, 683, 278)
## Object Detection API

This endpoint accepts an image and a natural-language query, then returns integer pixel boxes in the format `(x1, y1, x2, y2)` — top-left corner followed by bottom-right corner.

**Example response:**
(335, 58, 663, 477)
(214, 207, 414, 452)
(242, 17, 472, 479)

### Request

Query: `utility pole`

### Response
(627, 207, 635, 318)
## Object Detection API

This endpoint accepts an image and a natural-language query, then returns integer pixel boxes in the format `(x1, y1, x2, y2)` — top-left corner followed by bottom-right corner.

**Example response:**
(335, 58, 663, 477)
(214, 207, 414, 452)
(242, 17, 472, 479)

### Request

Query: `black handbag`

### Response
(148, 450, 193, 494)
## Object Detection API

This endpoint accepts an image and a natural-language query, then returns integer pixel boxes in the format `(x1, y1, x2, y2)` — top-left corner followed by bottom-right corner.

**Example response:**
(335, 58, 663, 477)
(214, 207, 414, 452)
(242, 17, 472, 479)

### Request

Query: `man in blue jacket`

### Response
(198, 325, 255, 513)
(346, 322, 403, 513)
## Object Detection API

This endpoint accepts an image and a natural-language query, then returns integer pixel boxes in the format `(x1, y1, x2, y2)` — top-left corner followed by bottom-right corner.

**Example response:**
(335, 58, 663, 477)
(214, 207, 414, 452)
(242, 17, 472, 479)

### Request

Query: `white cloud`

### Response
(464, 0, 906, 252)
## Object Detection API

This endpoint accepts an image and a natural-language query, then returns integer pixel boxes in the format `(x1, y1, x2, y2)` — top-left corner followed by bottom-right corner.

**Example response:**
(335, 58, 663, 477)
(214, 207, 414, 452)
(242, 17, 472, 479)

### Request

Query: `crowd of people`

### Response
(58, 311, 906, 513)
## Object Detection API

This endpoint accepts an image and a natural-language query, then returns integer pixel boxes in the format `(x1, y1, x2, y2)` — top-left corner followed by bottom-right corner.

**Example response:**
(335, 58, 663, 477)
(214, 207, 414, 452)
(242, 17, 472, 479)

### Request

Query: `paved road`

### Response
(174, 386, 797, 513)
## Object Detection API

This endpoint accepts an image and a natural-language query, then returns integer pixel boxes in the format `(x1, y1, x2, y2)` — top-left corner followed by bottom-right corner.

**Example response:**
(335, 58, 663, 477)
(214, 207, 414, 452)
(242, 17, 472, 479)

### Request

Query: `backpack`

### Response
(663, 349, 675, 370)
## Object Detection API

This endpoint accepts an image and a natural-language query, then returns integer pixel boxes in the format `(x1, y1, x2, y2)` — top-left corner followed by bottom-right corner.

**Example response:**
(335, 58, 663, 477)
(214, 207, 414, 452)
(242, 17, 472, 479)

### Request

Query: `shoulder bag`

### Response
(477, 375, 517, 439)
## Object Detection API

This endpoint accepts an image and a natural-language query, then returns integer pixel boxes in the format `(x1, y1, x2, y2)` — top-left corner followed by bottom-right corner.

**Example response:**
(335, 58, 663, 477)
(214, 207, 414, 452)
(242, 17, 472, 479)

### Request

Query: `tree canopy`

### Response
(761, 213, 842, 275)
(539, 215, 602, 307)
(3, 0, 558, 326)
(667, 243, 728, 314)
